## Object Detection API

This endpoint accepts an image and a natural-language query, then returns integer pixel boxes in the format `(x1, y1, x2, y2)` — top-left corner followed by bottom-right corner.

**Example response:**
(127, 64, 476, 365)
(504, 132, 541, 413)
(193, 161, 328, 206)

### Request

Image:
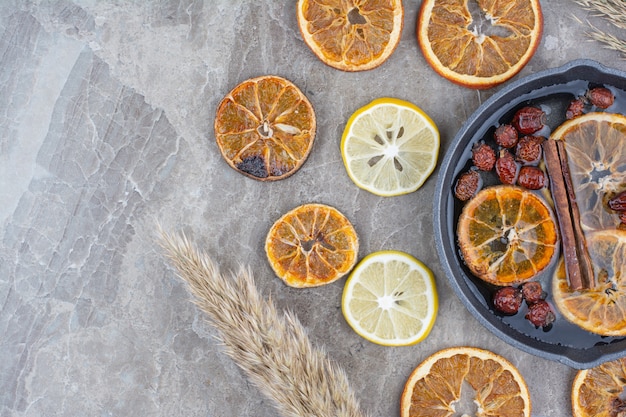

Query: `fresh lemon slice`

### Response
(341, 250, 438, 346)
(341, 98, 440, 196)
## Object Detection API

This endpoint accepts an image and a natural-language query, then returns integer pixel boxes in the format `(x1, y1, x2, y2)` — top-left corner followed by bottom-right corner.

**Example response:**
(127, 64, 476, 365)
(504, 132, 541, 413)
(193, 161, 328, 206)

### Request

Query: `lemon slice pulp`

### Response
(341, 98, 440, 196)
(341, 250, 438, 346)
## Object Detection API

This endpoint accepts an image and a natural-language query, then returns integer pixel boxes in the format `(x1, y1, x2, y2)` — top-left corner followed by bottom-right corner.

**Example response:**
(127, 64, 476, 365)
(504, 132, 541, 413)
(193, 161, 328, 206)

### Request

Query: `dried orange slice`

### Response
(214, 75, 316, 181)
(265, 203, 359, 287)
(553, 229, 626, 336)
(417, 0, 543, 89)
(296, 0, 404, 71)
(572, 356, 626, 417)
(551, 112, 626, 232)
(400, 346, 531, 417)
(457, 185, 558, 285)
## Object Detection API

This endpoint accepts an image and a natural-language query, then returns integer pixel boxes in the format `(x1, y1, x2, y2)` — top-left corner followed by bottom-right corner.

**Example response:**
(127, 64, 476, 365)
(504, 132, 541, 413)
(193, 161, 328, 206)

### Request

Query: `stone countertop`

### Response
(1, 1, 624, 416)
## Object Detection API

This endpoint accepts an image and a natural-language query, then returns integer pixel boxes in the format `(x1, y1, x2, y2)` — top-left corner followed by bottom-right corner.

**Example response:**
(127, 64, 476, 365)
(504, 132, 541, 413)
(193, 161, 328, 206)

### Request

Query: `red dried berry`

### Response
(494, 124, 519, 148)
(587, 87, 614, 109)
(515, 135, 544, 165)
(493, 286, 523, 315)
(521, 281, 545, 304)
(495, 149, 519, 185)
(512, 106, 545, 135)
(525, 300, 556, 328)
(608, 191, 626, 212)
(566, 97, 585, 120)
(517, 166, 546, 190)
(454, 170, 481, 201)
(472, 142, 496, 171)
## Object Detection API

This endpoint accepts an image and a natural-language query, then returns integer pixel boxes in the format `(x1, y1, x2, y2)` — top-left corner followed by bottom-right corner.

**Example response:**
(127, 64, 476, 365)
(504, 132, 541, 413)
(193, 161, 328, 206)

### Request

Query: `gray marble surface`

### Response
(2, 1, 625, 416)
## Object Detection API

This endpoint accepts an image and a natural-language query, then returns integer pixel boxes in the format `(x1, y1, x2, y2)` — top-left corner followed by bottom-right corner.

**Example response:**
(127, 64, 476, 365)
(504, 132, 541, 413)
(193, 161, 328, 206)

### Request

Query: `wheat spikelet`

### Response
(586, 25, 626, 58)
(158, 229, 370, 417)
(573, 0, 626, 30)
(573, 0, 626, 57)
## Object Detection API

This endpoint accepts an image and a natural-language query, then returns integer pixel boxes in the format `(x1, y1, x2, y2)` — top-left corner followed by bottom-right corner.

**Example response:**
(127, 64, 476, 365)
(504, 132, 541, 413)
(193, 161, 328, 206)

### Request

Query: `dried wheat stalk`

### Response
(574, 0, 626, 30)
(158, 229, 370, 417)
(573, 0, 626, 57)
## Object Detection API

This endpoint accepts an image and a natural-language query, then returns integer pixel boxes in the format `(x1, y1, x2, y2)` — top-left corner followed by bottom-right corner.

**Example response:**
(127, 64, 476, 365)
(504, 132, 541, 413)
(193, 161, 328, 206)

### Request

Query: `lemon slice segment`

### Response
(341, 98, 440, 196)
(342, 250, 438, 346)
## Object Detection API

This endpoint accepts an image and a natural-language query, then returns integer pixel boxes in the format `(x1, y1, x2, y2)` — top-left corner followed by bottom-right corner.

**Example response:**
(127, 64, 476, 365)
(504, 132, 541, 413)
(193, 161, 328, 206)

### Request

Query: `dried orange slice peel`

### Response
(401, 346, 531, 417)
(417, 0, 543, 89)
(553, 229, 626, 336)
(214, 75, 316, 181)
(457, 185, 558, 285)
(572, 356, 626, 417)
(265, 203, 359, 288)
(297, 0, 404, 71)
(548, 112, 626, 335)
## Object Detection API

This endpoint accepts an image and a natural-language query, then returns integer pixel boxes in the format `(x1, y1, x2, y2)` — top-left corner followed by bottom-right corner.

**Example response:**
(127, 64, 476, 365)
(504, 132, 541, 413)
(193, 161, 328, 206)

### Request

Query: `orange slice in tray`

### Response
(572, 356, 626, 417)
(550, 112, 626, 232)
(265, 203, 359, 287)
(553, 229, 626, 336)
(457, 185, 558, 286)
(296, 0, 404, 71)
(417, 0, 543, 89)
(214, 75, 316, 181)
(400, 346, 531, 417)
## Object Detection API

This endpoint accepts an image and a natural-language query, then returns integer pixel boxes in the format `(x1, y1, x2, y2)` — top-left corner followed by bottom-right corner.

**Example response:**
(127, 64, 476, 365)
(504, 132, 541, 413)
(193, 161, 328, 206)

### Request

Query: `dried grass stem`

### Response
(574, 0, 626, 29)
(158, 229, 369, 417)
(573, 0, 626, 57)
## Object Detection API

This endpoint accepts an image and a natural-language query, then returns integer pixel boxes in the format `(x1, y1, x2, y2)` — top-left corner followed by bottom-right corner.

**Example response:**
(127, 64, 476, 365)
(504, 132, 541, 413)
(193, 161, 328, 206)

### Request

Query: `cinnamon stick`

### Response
(543, 140, 583, 289)
(542, 140, 590, 290)
(556, 141, 594, 289)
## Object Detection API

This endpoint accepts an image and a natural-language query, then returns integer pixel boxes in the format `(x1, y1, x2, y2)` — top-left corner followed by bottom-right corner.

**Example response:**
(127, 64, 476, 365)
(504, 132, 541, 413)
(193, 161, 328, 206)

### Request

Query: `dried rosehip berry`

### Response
(493, 286, 523, 315)
(525, 300, 556, 328)
(566, 97, 585, 120)
(512, 106, 545, 135)
(521, 281, 545, 304)
(515, 135, 544, 165)
(608, 191, 626, 212)
(517, 166, 546, 190)
(472, 142, 496, 171)
(587, 87, 614, 109)
(454, 170, 481, 201)
(495, 150, 519, 185)
(494, 124, 518, 148)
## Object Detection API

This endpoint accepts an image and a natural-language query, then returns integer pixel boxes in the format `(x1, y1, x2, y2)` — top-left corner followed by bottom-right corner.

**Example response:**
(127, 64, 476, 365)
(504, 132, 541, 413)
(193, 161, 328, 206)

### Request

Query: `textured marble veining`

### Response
(1, 1, 625, 416)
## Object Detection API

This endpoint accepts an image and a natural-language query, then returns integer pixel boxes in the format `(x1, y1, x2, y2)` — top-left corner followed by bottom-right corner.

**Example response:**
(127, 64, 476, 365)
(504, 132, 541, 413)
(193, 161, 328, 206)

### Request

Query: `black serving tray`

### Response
(433, 59, 626, 369)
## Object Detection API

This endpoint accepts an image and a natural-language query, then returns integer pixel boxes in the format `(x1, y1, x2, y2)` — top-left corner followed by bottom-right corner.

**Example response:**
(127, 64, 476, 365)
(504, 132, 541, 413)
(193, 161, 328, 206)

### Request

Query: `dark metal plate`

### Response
(433, 59, 626, 369)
